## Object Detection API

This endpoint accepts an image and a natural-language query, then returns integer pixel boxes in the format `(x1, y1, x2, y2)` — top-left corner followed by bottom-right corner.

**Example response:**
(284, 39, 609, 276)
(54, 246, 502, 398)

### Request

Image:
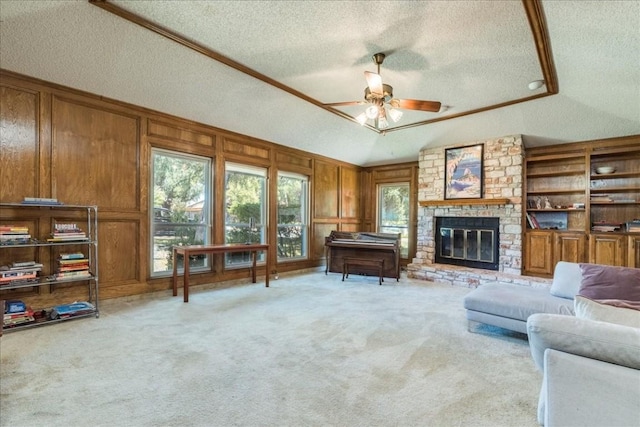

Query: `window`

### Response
(224, 163, 267, 266)
(151, 149, 211, 276)
(277, 172, 309, 261)
(378, 183, 410, 258)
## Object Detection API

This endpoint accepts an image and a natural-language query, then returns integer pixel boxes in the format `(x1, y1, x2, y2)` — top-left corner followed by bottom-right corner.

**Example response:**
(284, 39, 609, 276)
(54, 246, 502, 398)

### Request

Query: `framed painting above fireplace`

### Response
(445, 144, 484, 199)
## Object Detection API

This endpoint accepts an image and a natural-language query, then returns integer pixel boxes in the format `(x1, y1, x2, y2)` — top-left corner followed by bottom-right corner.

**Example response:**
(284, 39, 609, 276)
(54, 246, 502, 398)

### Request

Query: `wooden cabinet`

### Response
(589, 234, 626, 266)
(523, 136, 639, 276)
(555, 232, 587, 264)
(524, 231, 553, 275)
(628, 235, 640, 268)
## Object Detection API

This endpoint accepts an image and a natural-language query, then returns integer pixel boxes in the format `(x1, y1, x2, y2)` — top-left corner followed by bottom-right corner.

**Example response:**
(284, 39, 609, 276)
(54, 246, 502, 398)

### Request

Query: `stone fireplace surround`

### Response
(407, 135, 551, 289)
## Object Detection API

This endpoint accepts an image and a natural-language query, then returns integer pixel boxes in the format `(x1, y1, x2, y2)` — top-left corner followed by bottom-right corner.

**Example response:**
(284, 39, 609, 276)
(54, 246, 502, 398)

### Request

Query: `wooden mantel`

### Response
(419, 198, 511, 207)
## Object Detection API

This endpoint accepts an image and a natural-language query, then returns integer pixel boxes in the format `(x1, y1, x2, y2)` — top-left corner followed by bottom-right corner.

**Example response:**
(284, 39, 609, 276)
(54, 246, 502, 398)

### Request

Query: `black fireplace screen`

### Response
(435, 217, 499, 270)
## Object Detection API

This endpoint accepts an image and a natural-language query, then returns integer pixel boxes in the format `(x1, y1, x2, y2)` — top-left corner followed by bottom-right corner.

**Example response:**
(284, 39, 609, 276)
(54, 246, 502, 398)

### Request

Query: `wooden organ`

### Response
(324, 231, 401, 281)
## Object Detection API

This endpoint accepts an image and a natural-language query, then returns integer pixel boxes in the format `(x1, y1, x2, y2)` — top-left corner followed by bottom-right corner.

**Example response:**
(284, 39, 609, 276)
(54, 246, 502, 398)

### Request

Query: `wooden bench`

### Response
(342, 257, 384, 285)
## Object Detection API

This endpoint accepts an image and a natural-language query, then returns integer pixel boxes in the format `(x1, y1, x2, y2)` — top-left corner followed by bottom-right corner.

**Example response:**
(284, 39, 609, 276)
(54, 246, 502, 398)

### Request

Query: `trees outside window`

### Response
(277, 172, 308, 260)
(378, 183, 410, 258)
(151, 149, 211, 275)
(225, 163, 267, 266)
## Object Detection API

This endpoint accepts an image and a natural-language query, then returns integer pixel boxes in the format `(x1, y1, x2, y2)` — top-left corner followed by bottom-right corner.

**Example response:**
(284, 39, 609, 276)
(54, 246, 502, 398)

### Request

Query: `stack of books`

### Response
(526, 212, 541, 229)
(0, 225, 31, 244)
(591, 221, 623, 232)
(3, 300, 35, 328)
(590, 194, 613, 203)
(0, 261, 43, 287)
(56, 252, 91, 280)
(47, 223, 88, 242)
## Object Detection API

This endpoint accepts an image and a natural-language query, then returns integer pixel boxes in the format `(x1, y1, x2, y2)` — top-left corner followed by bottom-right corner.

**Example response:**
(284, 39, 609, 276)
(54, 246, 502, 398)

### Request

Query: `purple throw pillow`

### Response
(578, 263, 640, 302)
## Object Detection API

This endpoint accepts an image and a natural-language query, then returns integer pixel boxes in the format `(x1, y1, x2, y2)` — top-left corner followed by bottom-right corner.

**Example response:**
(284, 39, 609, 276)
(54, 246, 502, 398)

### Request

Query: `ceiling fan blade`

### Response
(365, 71, 383, 96)
(323, 100, 367, 107)
(395, 99, 442, 112)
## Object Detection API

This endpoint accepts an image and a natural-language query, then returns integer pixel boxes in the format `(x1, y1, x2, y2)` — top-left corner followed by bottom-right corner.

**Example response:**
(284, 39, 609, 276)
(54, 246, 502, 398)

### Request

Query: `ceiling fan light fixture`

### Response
(377, 116, 389, 129)
(355, 112, 368, 125)
(388, 108, 403, 123)
(365, 105, 379, 119)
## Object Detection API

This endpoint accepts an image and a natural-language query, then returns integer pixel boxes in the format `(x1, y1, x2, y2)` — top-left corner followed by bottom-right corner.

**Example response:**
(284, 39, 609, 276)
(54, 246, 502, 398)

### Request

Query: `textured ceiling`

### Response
(1, 0, 639, 166)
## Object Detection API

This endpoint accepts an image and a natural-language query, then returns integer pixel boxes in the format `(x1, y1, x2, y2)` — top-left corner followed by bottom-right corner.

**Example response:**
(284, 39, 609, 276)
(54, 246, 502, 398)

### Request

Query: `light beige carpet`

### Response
(1, 271, 540, 427)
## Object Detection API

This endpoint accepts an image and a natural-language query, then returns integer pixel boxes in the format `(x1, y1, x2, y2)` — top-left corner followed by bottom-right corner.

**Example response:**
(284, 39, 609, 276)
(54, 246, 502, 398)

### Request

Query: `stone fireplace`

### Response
(408, 135, 550, 288)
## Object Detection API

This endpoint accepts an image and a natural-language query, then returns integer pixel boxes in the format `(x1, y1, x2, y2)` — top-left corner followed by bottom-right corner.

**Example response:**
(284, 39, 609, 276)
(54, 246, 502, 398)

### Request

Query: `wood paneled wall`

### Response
(0, 70, 375, 305)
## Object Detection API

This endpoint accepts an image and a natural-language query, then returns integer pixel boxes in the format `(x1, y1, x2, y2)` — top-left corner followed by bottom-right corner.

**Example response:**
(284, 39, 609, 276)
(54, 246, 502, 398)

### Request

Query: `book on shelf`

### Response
(57, 264, 90, 272)
(58, 258, 89, 265)
(21, 197, 63, 205)
(55, 270, 91, 279)
(591, 221, 623, 232)
(48, 223, 87, 241)
(528, 213, 541, 229)
(0, 225, 31, 243)
(3, 307, 36, 327)
(59, 252, 86, 260)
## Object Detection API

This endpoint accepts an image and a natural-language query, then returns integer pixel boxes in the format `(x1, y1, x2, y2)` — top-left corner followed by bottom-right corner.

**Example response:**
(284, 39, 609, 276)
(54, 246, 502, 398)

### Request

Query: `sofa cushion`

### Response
(464, 283, 574, 322)
(574, 295, 640, 328)
(578, 263, 640, 302)
(549, 261, 582, 299)
(527, 313, 640, 372)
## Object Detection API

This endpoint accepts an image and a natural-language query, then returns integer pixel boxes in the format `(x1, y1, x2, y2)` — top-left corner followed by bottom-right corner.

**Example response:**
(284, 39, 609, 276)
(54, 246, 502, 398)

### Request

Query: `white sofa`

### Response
(525, 262, 640, 426)
(463, 261, 580, 334)
(527, 313, 640, 426)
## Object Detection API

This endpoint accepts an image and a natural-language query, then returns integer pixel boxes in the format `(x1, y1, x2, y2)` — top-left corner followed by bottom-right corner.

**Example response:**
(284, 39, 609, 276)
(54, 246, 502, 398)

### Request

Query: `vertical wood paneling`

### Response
(0, 86, 38, 201)
(99, 220, 139, 285)
(52, 97, 139, 209)
(313, 161, 339, 218)
(341, 167, 360, 219)
(313, 223, 338, 261)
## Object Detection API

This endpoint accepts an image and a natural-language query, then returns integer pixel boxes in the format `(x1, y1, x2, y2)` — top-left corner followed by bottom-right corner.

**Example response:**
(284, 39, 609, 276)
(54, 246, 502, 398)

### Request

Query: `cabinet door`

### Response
(525, 231, 553, 275)
(555, 232, 586, 264)
(628, 235, 640, 268)
(589, 234, 625, 266)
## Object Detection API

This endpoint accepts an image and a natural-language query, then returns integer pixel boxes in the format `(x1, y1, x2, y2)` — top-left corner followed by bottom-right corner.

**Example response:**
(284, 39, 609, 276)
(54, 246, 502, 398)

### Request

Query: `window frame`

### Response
(276, 171, 309, 262)
(377, 182, 410, 258)
(150, 148, 212, 277)
(224, 162, 268, 267)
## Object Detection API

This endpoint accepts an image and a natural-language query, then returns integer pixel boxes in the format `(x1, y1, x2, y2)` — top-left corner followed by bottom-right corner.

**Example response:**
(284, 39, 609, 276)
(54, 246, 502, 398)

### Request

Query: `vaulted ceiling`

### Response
(1, 0, 638, 166)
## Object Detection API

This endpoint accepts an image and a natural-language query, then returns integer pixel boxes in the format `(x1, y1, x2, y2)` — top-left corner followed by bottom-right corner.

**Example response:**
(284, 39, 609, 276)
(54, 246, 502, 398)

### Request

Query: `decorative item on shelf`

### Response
(590, 179, 606, 189)
(544, 197, 552, 209)
(627, 220, 640, 233)
(594, 166, 616, 174)
(534, 211, 568, 230)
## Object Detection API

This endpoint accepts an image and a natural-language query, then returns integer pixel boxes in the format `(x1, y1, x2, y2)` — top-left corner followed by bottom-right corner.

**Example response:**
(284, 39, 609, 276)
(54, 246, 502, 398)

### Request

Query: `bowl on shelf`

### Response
(595, 166, 616, 174)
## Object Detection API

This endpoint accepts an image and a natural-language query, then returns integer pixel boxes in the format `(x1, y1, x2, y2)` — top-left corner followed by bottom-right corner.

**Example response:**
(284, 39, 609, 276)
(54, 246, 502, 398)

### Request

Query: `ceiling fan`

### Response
(325, 52, 442, 130)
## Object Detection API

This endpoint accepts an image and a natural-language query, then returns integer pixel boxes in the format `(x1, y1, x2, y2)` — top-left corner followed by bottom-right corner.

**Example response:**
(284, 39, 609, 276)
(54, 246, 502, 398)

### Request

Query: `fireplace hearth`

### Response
(435, 216, 500, 271)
